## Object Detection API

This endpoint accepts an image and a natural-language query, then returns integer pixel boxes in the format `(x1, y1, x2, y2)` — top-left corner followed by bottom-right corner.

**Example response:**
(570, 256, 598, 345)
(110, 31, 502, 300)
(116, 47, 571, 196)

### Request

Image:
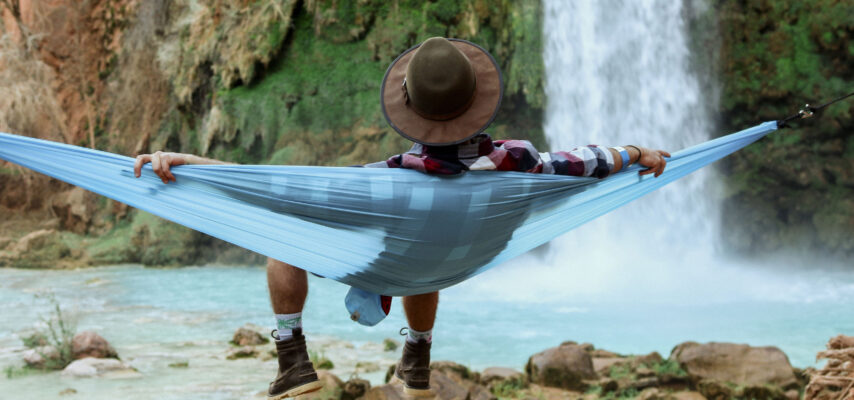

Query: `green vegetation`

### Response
(491, 377, 526, 399)
(159, 0, 547, 168)
(692, 0, 854, 255)
(309, 349, 334, 370)
(650, 359, 687, 377)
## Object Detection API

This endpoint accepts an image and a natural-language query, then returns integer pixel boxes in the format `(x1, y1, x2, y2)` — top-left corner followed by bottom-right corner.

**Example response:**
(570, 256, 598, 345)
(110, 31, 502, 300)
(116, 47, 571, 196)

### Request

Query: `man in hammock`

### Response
(134, 37, 669, 399)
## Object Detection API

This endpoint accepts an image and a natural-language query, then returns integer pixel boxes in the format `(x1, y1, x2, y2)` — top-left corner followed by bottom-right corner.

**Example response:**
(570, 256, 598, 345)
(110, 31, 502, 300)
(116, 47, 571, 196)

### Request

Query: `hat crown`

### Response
(405, 37, 477, 119)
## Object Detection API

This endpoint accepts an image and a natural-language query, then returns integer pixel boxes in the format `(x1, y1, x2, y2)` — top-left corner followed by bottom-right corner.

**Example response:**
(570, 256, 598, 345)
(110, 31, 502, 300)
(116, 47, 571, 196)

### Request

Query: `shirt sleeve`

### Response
(539, 145, 614, 178)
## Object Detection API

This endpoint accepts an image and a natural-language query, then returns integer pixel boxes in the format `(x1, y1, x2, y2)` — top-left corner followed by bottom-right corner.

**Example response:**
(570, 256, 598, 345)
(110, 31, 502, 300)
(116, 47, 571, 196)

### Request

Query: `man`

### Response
(134, 37, 669, 399)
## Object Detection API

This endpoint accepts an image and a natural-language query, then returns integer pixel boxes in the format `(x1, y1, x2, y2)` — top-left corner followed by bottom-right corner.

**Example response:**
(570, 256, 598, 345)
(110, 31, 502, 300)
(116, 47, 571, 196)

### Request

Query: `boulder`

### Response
(231, 325, 268, 346)
(341, 378, 371, 400)
(71, 331, 118, 360)
(670, 342, 797, 388)
(61, 358, 139, 378)
(302, 370, 343, 400)
(23, 345, 61, 368)
(593, 356, 626, 375)
(526, 342, 597, 391)
(362, 383, 406, 400)
(481, 366, 523, 384)
(828, 334, 854, 350)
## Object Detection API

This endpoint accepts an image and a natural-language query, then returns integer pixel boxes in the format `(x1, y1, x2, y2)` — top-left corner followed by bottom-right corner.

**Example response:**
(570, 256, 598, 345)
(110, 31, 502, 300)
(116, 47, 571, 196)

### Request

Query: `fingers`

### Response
(134, 154, 151, 178)
(161, 154, 176, 182)
(638, 152, 668, 177)
(655, 157, 667, 177)
(151, 151, 173, 184)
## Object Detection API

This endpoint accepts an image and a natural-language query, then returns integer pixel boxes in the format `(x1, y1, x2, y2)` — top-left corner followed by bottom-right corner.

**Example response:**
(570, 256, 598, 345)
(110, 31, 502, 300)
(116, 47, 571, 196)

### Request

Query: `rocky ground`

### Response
(12, 322, 852, 400)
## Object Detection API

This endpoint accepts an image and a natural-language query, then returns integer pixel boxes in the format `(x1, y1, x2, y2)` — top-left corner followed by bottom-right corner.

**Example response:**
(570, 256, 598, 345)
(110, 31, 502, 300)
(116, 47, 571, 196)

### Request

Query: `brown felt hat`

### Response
(381, 37, 503, 146)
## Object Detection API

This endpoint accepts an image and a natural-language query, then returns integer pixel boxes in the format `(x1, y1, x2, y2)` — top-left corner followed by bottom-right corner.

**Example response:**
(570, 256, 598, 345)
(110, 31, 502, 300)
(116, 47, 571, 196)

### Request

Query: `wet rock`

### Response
(341, 378, 370, 400)
(670, 342, 797, 388)
(59, 388, 77, 396)
(23, 345, 61, 368)
(72, 331, 118, 360)
(526, 342, 596, 391)
(61, 358, 138, 378)
(231, 325, 268, 346)
(226, 346, 257, 359)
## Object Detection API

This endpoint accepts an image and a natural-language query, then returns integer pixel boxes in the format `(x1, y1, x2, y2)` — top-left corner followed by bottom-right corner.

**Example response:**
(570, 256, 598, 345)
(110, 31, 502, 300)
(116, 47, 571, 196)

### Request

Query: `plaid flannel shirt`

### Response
(368, 134, 615, 177)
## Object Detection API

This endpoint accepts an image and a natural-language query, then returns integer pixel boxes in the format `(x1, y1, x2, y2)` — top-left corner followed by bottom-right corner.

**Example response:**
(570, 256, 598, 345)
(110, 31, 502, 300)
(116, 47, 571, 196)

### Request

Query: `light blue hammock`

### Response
(0, 122, 777, 298)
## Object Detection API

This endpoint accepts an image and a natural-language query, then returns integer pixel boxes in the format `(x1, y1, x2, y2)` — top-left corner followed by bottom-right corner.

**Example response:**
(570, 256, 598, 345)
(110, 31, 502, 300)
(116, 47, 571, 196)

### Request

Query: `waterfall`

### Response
(464, 0, 737, 303)
(453, 0, 854, 307)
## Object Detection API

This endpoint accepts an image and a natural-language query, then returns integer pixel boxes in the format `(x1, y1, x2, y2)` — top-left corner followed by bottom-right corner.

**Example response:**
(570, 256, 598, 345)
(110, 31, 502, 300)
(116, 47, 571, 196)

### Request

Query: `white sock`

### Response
(406, 327, 432, 344)
(275, 312, 302, 341)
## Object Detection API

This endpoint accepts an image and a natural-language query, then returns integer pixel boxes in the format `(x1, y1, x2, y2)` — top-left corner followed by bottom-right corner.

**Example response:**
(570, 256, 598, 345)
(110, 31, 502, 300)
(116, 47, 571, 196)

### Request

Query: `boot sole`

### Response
(268, 379, 323, 400)
(392, 374, 434, 397)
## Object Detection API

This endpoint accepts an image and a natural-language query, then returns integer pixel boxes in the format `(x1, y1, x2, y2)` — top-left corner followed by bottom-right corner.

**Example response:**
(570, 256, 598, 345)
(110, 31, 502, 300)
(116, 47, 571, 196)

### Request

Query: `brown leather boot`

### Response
(393, 339, 432, 396)
(268, 329, 322, 399)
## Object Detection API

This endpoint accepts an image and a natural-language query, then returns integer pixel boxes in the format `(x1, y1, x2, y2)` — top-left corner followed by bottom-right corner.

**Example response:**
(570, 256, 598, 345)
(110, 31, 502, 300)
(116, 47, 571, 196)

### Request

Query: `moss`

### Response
(702, 0, 854, 255)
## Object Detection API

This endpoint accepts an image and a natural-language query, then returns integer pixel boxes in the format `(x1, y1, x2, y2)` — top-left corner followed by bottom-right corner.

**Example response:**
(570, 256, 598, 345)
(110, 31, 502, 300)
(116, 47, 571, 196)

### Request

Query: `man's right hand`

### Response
(134, 151, 194, 184)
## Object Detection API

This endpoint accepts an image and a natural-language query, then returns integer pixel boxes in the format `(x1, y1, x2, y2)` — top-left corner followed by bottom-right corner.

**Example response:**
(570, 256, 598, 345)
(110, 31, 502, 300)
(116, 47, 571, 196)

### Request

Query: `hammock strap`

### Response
(777, 90, 854, 128)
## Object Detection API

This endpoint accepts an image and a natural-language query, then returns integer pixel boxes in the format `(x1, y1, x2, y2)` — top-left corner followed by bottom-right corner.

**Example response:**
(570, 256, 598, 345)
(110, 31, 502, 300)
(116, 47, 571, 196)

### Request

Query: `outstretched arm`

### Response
(608, 145, 670, 177)
(540, 144, 669, 178)
(133, 151, 234, 184)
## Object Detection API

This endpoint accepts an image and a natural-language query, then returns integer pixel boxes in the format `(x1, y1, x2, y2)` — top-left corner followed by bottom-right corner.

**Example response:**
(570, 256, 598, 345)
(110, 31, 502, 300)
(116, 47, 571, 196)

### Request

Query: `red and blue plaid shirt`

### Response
(368, 134, 615, 178)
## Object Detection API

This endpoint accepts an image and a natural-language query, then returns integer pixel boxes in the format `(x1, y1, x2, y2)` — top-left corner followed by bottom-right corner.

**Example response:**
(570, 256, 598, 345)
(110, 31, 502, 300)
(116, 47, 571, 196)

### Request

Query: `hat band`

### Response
(402, 77, 478, 121)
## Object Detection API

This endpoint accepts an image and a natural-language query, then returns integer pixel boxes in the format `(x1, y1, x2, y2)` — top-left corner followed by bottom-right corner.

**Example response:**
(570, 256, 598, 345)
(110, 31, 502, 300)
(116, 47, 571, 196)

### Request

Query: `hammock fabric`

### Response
(0, 122, 777, 297)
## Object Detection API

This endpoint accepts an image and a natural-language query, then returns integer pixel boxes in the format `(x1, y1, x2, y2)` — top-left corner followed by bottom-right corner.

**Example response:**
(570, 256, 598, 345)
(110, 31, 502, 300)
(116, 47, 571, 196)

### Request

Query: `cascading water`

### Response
(462, 0, 850, 305)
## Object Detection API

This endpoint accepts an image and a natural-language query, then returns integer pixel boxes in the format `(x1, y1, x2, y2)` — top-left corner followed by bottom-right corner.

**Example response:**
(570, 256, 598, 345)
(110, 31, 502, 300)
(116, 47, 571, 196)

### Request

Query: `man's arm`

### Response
(607, 146, 670, 177)
(133, 151, 234, 184)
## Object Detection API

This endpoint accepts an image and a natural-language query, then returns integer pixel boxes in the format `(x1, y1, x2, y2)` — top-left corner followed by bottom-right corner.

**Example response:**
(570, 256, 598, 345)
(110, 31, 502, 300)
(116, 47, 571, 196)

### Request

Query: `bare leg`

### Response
(267, 258, 308, 314)
(402, 291, 439, 331)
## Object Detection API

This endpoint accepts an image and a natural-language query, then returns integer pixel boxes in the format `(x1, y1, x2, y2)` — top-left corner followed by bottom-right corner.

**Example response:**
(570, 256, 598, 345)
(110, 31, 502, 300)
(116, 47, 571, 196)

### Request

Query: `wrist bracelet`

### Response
(613, 146, 629, 169)
(626, 145, 642, 164)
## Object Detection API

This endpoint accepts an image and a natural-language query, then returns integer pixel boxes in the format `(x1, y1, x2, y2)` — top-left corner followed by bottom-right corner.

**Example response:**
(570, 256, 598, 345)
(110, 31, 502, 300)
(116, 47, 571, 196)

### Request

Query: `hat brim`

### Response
(381, 39, 503, 146)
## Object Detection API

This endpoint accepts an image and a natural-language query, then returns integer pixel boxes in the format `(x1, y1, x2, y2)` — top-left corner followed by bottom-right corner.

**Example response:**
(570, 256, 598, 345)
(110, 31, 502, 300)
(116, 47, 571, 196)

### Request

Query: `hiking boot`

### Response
(268, 328, 322, 399)
(393, 339, 432, 396)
